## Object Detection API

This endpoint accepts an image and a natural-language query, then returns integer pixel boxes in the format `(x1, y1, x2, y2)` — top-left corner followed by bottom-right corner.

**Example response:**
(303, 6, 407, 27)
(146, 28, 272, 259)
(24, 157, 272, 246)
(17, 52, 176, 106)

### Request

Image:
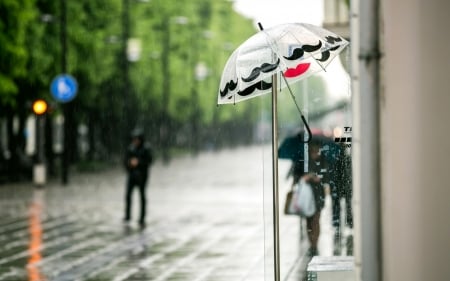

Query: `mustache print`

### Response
(317, 51, 330, 62)
(325, 36, 343, 44)
(237, 80, 272, 97)
(219, 36, 345, 100)
(220, 79, 238, 97)
(329, 45, 340, 51)
(283, 41, 323, 61)
(241, 59, 280, 82)
(317, 45, 340, 62)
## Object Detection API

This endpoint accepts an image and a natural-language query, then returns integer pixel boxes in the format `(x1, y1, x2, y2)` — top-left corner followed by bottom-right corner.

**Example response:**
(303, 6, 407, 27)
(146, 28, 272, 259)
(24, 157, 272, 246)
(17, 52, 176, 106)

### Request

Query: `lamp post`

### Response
(121, 0, 147, 146)
(32, 100, 48, 187)
(191, 30, 213, 153)
(159, 16, 188, 162)
(159, 16, 170, 163)
(122, 0, 131, 138)
(191, 61, 208, 153)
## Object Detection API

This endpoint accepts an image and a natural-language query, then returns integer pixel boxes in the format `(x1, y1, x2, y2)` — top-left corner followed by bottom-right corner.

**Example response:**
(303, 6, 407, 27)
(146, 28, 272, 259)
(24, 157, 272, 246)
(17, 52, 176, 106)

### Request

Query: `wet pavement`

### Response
(0, 146, 352, 281)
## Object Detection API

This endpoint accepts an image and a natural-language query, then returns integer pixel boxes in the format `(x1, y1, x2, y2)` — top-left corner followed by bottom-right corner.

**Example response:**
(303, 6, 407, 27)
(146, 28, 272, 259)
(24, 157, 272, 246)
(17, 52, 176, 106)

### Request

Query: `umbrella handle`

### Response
(301, 115, 312, 143)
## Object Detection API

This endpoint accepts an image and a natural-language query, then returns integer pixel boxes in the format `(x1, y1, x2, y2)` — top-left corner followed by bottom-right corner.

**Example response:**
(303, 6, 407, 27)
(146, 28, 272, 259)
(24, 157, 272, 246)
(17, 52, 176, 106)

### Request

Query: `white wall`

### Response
(381, 1, 450, 280)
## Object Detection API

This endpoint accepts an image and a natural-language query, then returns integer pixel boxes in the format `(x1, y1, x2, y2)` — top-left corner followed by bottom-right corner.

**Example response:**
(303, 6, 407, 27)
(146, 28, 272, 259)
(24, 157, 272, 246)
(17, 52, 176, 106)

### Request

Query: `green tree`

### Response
(0, 0, 261, 177)
(0, 0, 36, 107)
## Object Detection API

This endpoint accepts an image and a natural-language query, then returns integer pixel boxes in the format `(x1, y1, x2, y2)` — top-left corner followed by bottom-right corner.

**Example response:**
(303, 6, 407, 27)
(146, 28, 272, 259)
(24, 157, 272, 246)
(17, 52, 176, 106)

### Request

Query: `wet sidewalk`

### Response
(0, 146, 352, 281)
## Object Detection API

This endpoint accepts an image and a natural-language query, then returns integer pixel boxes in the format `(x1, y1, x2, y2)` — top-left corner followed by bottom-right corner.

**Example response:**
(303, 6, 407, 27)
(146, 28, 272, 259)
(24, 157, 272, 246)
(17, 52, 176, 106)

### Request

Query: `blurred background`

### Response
(0, 0, 260, 182)
(0, 0, 350, 184)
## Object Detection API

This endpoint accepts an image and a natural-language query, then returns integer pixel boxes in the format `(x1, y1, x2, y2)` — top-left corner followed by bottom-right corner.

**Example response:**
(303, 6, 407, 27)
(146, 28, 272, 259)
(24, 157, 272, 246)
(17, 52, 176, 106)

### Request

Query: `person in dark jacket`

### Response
(330, 145, 353, 254)
(124, 129, 153, 226)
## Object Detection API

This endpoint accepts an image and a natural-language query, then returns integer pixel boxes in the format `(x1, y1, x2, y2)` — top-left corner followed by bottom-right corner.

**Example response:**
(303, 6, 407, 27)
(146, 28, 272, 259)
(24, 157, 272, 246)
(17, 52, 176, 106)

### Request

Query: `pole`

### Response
(190, 28, 200, 155)
(160, 16, 170, 162)
(271, 73, 280, 281)
(122, 0, 131, 133)
(60, 0, 69, 185)
(259, 21, 280, 281)
(303, 80, 309, 172)
(33, 115, 46, 187)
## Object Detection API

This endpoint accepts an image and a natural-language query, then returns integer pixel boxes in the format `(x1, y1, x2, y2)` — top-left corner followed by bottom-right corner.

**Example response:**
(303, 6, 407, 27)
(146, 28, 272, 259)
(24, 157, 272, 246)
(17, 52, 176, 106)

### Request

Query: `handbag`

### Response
(284, 189, 295, 215)
(284, 179, 316, 217)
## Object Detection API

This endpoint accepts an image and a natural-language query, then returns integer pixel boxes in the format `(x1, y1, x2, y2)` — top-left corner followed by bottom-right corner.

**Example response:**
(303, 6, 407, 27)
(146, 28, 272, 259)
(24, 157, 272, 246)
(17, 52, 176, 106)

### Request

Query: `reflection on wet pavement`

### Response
(0, 146, 350, 280)
(27, 190, 45, 281)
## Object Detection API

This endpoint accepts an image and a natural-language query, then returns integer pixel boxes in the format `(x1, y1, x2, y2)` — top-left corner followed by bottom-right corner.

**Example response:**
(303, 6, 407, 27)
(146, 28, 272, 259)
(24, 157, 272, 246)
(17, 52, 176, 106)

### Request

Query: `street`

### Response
(0, 145, 350, 281)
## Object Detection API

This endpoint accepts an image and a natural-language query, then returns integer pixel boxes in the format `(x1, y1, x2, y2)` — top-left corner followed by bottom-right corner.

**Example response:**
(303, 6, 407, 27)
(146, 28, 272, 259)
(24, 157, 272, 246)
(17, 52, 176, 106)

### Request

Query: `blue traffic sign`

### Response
(50, 74, 78, 103)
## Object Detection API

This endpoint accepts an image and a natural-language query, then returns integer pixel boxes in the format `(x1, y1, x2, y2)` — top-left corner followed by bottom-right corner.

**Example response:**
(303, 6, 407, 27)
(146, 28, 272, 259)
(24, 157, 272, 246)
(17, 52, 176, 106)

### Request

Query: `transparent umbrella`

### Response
(218, 22, 348, 103)
(217, 22, 348, 281)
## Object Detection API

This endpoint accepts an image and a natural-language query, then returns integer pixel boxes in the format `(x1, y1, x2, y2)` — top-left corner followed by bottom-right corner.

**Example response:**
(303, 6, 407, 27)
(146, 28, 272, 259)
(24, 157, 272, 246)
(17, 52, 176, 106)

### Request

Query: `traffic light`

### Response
(32, 99, 48, 115)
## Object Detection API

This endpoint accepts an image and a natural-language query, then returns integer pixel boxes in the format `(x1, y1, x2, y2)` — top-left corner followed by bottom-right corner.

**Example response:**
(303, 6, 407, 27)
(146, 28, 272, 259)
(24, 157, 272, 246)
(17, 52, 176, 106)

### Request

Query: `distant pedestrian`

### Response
(123, 129, 153, 227)
(330, 145, 353, 254)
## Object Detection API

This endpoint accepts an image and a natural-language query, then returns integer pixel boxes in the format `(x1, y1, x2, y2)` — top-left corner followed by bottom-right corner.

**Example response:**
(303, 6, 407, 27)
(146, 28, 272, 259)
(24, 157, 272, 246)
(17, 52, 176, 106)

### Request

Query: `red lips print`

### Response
(284, 63, 310, 78)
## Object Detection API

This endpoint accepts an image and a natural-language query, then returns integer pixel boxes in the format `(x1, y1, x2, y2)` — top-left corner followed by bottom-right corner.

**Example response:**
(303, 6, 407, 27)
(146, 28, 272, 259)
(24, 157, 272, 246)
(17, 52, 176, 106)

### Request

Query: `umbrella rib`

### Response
(279, 72, 312, 143)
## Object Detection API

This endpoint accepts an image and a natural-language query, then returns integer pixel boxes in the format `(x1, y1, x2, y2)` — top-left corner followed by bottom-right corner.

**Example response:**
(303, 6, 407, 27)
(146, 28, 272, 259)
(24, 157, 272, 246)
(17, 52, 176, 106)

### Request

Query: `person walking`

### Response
(291, 142, 330, 257)
(124, 129, 153, 227)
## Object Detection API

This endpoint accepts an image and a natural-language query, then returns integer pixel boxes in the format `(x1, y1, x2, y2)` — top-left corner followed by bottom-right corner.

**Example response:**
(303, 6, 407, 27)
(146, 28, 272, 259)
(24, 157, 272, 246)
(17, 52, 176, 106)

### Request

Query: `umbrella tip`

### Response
(257, 22, 264, 31)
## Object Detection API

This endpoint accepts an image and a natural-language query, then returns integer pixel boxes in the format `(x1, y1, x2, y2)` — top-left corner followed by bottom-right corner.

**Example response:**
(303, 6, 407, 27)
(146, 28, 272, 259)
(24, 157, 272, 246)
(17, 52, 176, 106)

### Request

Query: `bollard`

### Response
(33, 163, 46, 187)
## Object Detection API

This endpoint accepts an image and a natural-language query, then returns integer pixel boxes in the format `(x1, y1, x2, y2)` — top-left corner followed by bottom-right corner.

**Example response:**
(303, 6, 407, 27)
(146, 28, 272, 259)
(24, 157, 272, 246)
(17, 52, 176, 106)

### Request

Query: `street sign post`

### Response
(50, 74, 78, 103)
(50, 74, 77, 185)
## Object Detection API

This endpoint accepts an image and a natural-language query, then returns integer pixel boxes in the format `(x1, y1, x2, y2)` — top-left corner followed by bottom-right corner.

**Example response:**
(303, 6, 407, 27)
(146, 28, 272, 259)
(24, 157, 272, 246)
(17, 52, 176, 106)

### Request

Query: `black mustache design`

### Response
(237, 80, 272, 97)
(241, 59, 280, 82)
(329, 45, 340, 51)
(316, 45, 340, 62)
(325, 36, 343, 44)
(283, 41, 323, 61)
(220, 79, 238, 97)
(317, 50, 330, 62)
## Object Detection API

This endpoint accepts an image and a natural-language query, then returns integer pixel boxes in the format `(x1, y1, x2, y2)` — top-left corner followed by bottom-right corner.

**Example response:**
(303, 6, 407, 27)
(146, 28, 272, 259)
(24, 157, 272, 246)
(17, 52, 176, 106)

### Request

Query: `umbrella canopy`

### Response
(278, 130, 342, 165)
(218, 23, 349, 105)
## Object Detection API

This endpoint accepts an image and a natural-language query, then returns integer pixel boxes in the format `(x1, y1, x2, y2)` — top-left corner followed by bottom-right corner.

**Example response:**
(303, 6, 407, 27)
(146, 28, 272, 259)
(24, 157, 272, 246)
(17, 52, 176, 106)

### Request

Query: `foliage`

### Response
(0, 0, 36, 107)
(130, 0, 256, 124)
(0, 0, 265, 158)
(0, 0, 334, 162)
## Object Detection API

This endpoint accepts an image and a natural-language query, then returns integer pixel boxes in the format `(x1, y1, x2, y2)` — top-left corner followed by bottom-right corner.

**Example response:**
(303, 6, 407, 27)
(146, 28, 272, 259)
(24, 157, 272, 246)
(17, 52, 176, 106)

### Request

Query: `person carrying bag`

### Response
(284, 142, 330, 257)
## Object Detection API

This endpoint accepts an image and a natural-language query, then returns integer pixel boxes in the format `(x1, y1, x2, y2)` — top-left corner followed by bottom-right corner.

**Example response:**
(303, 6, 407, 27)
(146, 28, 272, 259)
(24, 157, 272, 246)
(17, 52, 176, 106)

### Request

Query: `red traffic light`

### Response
(32, 99, 48, 115)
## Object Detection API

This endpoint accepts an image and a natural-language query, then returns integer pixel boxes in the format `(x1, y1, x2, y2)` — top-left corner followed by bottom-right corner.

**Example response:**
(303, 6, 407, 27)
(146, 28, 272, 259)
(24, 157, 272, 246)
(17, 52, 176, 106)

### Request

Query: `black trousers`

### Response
(331, 183, 353, 228)
(124, 176, 147, 223)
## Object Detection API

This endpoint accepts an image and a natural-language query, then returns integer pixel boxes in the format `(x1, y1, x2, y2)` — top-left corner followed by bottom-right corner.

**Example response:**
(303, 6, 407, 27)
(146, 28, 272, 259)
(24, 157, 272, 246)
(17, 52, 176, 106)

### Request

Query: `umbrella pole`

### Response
(271, 73, 281, 281)
(256, 23, 280, 280)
